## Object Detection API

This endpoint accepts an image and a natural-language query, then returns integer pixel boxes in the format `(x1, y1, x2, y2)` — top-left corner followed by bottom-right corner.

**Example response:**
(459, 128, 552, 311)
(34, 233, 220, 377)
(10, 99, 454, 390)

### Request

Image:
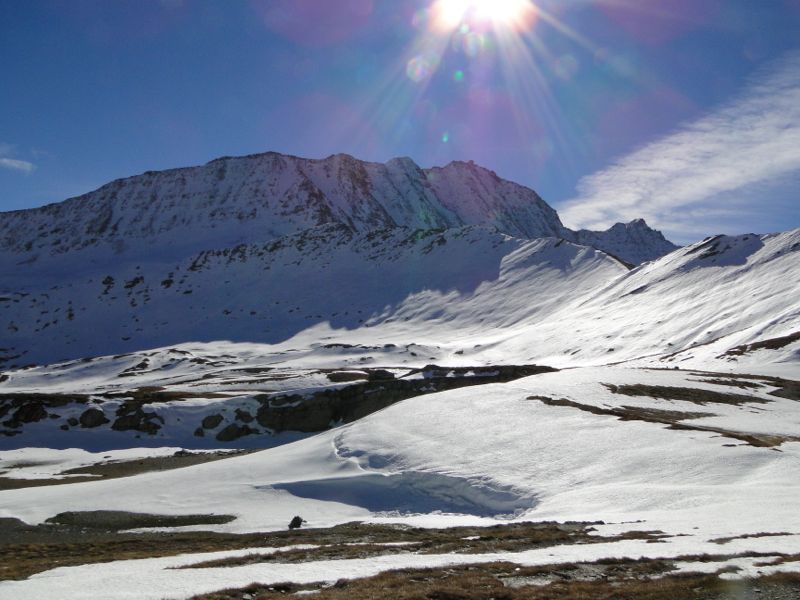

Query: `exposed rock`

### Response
(235, 408, 254, 423)
(13, 403, 47, 424)
(201, 414, 223, 429)
(216, 423, 257, 442)
(327, 371, 368, 383)
(111, 404, 163, 435)
(367, 369, 395, 381)
(257, 364, 556, 433)
(79, 408, 109, 428)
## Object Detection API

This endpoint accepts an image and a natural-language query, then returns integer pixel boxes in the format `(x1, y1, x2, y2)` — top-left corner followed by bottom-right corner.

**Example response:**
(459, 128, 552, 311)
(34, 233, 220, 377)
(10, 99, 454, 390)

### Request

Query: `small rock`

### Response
(13, 403, 47, 423)
(201, 414, 223, 429)
(235, 408, 254, 423)
(367, 369, 395, 381)
(79, 408, 109, 428)
(215, 423, 256, 442)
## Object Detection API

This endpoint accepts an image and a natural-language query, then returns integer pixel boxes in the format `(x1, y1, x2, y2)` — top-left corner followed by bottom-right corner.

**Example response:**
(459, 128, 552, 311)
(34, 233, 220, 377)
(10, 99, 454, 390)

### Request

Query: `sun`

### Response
(432, 0, 538, 31)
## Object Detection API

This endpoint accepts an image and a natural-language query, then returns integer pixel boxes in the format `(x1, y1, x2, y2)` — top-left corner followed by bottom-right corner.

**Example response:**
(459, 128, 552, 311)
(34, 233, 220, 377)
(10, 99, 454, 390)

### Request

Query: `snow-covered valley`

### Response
(1, 151, 798, 599)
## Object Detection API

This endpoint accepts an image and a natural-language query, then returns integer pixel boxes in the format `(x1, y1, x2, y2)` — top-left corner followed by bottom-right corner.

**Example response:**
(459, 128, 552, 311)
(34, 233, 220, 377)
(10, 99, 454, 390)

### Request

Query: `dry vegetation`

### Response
(602, 383, 770, 406)
(0, 449, 256, 491)
(176, 522, 666, 570)
(529, 392, 800, 448)
(0, 518, 669, 583)
(721, 331, 800, 357)
(0, 520, 598, 581)
(191, 559, 800, 600)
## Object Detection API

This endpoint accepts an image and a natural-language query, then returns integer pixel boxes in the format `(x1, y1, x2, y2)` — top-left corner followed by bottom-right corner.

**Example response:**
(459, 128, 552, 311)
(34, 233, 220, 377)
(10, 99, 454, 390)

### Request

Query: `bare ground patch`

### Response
(44, 510, 236, 530)
(529, 395, 798, 447)
(720, 331, 800, 358)
(176, 522, 655, 569)
(602, 383, 770, 406)
(191, 558, 800, 600)
(0, 519, 657, 582)
(711, 532, 796, 545)
(0, 449, 256, 491)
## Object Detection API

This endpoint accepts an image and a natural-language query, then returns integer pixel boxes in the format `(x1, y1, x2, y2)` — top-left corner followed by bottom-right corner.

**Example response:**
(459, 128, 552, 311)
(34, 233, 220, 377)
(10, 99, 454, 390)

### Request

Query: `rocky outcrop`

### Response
(0, 393, 89, 433)
(201, 414, 223, 429)
(216, 423, 257, 442)
(255, 365, 556, 434)
(0, 365, 557, 443)
(111, 402, 164, 435)
(79, 408, 109, 428)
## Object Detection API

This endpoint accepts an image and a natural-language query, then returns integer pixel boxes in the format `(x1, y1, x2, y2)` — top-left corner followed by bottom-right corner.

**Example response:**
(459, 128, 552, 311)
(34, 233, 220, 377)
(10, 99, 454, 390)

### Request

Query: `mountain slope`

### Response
(1, 150, 796, 383)
(568, 218, 677, 265)
(0, 226, 627, 367)
(1, 227, 797, 376)
(482, 229, 800, 372)
(0, 151, 675, 267)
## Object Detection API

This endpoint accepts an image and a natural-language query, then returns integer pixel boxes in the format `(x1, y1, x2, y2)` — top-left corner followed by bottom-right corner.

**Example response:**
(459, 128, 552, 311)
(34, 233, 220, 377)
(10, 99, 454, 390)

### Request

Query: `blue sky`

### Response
(1, 0, 799, 243)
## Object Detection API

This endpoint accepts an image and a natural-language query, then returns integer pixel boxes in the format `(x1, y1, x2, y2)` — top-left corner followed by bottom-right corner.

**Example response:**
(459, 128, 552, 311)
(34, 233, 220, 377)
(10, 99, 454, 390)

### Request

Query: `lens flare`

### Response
(431, 0, 537, 32)
(406, 54, 440, 82)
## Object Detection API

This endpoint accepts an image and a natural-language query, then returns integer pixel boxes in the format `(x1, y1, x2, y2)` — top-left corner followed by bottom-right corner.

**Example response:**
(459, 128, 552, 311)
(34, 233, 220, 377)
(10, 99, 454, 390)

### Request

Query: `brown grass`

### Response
(0, 520, 598, 581)
(530, 395, 798, 447)
(602, 383, 770, 406)
(190, 559, 800, 600)
(690, 378, 764, 389)
(710, 532, 794, 545)
(44, 510, 236, 530)
(178, 522, 617, 569)
(0, 449, 256, 491)
(721, 331, 800, 357)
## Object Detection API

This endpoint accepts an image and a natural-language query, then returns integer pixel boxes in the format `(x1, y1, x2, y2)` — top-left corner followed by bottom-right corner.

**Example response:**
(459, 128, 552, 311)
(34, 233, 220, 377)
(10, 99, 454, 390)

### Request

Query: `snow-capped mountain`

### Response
(0, 151, 798, 375)
(569, 218, 677, 265)
(0, 151, 673, 267)
(1, 153, 799, 599)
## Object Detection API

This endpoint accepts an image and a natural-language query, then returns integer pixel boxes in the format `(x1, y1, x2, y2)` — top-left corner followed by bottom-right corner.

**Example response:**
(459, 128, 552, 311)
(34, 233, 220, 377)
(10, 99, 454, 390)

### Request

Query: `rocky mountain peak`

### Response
(0, 150, 676, 265)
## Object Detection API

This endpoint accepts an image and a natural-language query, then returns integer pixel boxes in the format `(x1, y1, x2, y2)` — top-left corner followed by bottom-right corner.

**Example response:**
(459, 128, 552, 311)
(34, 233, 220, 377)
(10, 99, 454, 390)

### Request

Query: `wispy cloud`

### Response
(0, 158, 36, 173)
(559, 51, 800, 244)
(0, 142, 36, 174)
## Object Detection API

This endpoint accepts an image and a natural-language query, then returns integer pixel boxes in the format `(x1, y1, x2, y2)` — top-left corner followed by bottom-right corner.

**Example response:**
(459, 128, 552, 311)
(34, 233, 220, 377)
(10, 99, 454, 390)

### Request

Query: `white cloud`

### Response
(559, 51, 800, 244)
(0, 157, 36, 174)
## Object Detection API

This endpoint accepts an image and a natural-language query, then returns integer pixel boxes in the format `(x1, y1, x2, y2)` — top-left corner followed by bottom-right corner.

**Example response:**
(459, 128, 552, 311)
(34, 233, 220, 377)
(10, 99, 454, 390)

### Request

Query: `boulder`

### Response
(79, 408, 109, 428)
(327, 371, 368, 383)
(216, 423, 256, 442)
(13, 403, 47, 423)
(201, 414, 223, 429)
(235, 408, 254, 423)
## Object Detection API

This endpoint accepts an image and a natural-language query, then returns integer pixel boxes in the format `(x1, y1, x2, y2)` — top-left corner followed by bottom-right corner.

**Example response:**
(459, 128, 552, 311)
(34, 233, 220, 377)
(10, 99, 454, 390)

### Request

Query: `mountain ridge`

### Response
(3, 150, 796, 373)
(0, 151, 676, 266)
